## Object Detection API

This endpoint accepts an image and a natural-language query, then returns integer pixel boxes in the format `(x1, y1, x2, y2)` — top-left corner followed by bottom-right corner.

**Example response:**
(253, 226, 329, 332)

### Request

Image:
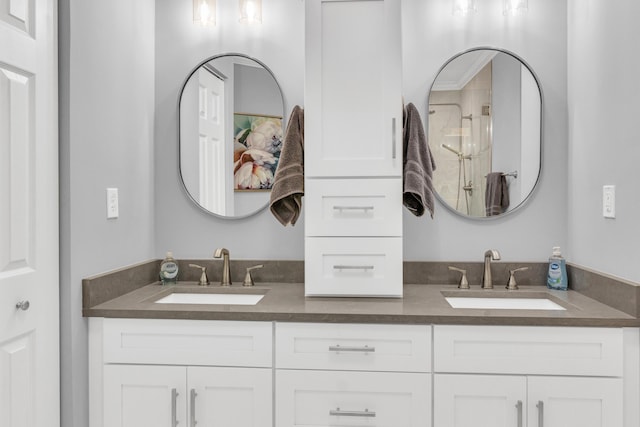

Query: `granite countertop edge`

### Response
(83, 281, 640, 328)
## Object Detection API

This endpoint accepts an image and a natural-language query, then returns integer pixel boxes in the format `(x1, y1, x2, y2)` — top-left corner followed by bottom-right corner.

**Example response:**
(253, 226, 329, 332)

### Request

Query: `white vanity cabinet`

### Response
(274, 322, 432, 427)
(103, 365, 272, 427)
(304, 0, 403, 297)
(89, 318, 639, 427)
(90, 318, 273, 427)
(433, 325, 627, 427)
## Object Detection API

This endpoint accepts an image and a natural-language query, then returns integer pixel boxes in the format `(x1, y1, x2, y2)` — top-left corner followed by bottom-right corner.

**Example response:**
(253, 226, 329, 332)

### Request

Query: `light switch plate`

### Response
(107, 188, 119, 219)
(603, 185, 615, 219)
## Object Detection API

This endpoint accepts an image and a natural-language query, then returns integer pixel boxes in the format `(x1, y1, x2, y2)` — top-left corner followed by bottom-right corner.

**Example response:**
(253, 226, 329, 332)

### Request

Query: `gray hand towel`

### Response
(403, 103, 436, 218)
(485, 172, 509, 216)
(269, 106, 304, 226)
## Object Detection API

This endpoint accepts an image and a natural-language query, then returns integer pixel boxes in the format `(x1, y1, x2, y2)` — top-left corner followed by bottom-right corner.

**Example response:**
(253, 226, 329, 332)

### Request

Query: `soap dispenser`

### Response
(159, 252, 179, 285)
(546, 247, 568, 290)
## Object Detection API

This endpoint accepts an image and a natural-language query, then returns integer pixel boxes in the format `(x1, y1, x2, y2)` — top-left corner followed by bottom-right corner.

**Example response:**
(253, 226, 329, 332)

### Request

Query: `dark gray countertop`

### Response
(83, 281, 639, 327)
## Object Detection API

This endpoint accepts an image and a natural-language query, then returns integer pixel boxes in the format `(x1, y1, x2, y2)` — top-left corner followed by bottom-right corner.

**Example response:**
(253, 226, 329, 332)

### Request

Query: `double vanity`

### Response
(84, 259, 640, 427)
(83, 1, 640, 426)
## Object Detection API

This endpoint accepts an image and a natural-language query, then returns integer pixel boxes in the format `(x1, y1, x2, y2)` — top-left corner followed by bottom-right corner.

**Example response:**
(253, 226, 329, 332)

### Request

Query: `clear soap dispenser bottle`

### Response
(159, 251, 179, 285)
(546, 246, 568, 290)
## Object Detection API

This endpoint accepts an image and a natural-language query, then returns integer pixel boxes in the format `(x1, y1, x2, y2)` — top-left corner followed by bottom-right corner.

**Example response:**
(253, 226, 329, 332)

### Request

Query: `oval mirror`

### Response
(427, 48, 542, 218)
(179, 54, 284, 218)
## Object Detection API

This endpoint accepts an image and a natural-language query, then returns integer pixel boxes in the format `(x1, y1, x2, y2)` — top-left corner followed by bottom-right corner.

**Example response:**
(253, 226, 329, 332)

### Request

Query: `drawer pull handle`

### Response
(392, 117, 397, 159)
(333, 265, 374, 271)
(536, 401, 544, 427)
(190, 389, 197, 427)
(333, 206, 374, 212)
(329, 344, 375, 353)
(330, 408, 376, 418)
(516, 400, 523, 427)
(171, 388, 179, 427)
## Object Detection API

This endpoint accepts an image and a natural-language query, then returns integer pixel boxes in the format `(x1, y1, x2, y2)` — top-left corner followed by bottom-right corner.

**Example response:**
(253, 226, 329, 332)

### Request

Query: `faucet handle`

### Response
(243, 265, 264, 287)
(506, 267, 529, 290)
(189, 264, 209, 286)
(448, 266, 470, 290)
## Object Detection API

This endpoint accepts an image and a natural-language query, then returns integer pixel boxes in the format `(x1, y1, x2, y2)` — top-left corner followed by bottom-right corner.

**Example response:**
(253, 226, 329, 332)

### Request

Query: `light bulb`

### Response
(452, 0, 477, 16)
(503, 0, 528, 16)
(194, 0, 216, 26)
(239, 0, 262, 24)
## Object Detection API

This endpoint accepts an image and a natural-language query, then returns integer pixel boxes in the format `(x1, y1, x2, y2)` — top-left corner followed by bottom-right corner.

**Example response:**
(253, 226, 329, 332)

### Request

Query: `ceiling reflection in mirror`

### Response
(179, 54, 284, 218)
(427, 48, 542, 218)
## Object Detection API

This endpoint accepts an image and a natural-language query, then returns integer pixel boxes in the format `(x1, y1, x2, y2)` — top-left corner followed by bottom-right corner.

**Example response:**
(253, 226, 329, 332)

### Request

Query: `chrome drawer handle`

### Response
(333, 265, 374, 270)
(333, 206, 374, 212)
(16, 300, 30, 311)
(171, 389, 179, 427)
(392, 117, 397, 159)
(330, 408, 376, 418)
(537, 401, 544, 427)
(328, 344, 375, 353)
(516, 400, 523, 427)
(190, 389, 197, 427)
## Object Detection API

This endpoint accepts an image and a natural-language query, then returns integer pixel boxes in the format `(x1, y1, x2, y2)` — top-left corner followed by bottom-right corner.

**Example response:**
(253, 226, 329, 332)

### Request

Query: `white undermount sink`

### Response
(155, 293, 265, 305)
(445, 296, 566, 311)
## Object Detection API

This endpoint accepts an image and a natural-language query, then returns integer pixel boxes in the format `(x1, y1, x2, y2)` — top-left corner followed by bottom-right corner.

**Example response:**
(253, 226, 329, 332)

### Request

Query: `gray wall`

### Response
(154, 0, 305, 260)
(567, 0, 640, 283)
(59, 1, 156, 426)
(155, 0, 568, 263)
(401, 0, 568, 262)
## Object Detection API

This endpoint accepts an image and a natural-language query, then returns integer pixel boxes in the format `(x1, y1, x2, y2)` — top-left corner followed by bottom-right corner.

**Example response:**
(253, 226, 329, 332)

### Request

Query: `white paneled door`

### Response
(197, 67, 226, 214)
(0, 0, 59, 426)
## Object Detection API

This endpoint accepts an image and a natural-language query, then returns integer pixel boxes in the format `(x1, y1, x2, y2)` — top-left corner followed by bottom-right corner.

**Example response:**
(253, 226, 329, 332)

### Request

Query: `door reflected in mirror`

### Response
(428, 48, 542, 218)
(179, 54, 284, 218)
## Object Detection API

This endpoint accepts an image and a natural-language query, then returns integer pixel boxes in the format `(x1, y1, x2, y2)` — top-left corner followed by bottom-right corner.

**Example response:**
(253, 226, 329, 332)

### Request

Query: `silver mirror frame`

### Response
(427, 46, 544, 220)
(178, 52, 286, 220)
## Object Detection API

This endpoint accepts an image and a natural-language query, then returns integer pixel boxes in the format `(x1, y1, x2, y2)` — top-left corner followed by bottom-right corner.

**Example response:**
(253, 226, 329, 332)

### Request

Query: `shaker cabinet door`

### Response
(103, 365, 186, 427)
(305, 0, 402, 177)
(528, 377, 623, 427)
(187, 367, 272, 427)
(434, 374, 527, 427)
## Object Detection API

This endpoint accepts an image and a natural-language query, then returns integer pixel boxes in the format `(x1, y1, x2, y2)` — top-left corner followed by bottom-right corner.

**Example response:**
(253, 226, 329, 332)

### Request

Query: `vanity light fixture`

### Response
(503, 0, 528, 16)
(452, 0, 477, 16)
(239, 0, 262, 24)
(194, 0, 216, 26)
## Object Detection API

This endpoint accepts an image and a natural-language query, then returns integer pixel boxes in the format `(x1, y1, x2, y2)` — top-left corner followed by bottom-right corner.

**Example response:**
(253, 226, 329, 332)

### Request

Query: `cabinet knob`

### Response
(15, 300, 30, 311)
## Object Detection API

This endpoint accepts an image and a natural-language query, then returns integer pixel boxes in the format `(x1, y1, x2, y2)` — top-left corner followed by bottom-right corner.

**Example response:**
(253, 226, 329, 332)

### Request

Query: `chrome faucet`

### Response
(482, 249, 501, 289)
(213, 248, 232, 286)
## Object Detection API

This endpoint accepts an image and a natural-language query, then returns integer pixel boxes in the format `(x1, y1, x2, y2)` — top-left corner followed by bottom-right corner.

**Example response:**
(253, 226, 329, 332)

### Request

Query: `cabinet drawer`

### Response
(305, 178, 402, 237)
(276, 323, 430, 372)
(433, 325, 623, 377)
(276, 370, 430, 427)
(102, 318, 272, 367)
(305, 237, 402, 297)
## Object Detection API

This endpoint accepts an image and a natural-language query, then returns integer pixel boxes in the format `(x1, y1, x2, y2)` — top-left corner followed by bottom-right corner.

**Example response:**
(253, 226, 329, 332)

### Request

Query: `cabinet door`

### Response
(305, 0, 402, 177)
(528, 377, 623, 427)
(434, 374, 526, 427)
(187, 367, 272, 427)
(104, 365, 186, 427)
(276, 370, 430, 426)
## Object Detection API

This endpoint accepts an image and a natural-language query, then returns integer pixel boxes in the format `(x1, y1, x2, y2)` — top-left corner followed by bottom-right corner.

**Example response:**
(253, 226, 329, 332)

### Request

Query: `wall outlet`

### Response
(107, 188, 119, 219)
(603, 185, 615, 219)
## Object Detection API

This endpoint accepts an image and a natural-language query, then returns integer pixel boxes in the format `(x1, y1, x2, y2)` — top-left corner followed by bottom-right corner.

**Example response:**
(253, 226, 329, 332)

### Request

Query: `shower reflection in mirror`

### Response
(427, 48, 541, 218)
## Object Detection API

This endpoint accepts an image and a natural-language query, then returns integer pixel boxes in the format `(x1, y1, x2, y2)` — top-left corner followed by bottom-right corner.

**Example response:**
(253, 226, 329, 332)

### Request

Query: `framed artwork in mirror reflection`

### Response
(233, 113, 283, 191)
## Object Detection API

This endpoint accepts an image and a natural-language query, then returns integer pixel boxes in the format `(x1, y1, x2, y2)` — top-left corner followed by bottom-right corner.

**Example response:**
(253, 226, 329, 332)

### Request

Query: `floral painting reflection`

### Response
(233, 113, 283, 191)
